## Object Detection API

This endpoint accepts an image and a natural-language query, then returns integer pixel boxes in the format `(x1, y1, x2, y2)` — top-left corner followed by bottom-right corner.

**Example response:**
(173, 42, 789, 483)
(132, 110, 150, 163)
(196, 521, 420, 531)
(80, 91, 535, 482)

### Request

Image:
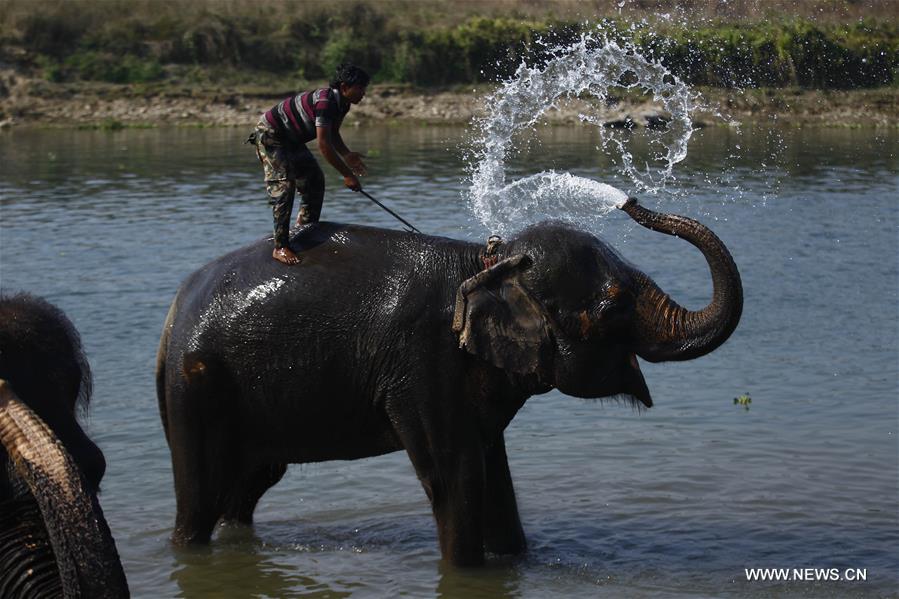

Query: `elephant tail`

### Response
(156, 298, 178, 444)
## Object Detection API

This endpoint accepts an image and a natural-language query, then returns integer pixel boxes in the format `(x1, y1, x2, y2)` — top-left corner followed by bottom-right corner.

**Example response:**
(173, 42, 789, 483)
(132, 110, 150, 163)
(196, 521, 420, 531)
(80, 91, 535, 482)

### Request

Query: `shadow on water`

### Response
(166, 497, 898, 597)
(170, 525, 351, 598)
(170, 518, 527, 599)
(436, 561, 522, 599)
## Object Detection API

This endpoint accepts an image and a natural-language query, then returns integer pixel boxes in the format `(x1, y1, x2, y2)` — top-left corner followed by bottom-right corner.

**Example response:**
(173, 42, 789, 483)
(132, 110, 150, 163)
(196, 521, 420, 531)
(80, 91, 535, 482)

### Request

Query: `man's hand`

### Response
(344, 174, 362, 191)
(344, 152, 368, 176)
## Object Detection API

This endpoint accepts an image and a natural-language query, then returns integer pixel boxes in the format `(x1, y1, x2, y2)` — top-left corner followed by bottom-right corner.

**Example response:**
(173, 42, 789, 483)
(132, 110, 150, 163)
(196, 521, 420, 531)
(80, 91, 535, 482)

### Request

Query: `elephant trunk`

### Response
(620, 198, 743, 363)
(0, 380, 129, 599)
(0, 497, 61, 597)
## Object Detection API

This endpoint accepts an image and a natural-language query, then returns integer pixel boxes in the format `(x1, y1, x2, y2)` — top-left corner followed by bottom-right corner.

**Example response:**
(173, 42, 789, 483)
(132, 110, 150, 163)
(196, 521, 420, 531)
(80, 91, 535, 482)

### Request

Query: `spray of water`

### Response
(467, 29, 701, 235)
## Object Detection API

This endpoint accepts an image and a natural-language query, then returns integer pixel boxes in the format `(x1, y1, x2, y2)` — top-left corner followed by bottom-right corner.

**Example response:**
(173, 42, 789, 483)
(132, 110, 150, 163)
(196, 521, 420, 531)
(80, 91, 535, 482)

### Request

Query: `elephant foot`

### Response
(172, 509, 220, 546)
(216, 520, 258, 543)
(220, 515, 254, 528)
(171, 526, 214, 547)
(272, 247, 302, 265)
(484, 534, 527, 557)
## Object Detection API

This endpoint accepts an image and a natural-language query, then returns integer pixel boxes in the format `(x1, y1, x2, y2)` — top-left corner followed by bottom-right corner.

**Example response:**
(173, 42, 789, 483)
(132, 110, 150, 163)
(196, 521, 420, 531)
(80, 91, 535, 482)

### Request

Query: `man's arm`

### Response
(316, 125, 361, 190)
(331, 127, 351, 156)
(332, 127, 368, 176)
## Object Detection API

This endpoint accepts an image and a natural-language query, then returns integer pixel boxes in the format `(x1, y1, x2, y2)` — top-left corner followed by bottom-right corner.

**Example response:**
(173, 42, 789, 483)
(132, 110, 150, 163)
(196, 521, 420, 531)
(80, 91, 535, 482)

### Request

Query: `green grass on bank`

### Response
(0, 0, 895, 89)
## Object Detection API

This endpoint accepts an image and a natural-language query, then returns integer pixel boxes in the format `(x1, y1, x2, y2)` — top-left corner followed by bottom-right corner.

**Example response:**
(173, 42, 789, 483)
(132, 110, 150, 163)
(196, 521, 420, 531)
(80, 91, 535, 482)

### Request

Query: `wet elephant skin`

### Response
(157, 200, 742, 566)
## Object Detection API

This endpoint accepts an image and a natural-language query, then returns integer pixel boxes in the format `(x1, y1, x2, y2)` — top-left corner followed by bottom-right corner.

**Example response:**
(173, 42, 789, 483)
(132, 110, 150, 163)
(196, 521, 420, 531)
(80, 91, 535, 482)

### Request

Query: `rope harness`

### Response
(481, 235, 503, 270)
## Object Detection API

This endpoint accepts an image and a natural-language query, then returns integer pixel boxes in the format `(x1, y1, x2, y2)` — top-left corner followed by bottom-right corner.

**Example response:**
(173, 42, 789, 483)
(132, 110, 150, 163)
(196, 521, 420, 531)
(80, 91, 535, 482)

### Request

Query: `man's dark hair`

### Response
(330, 63, 371, 88)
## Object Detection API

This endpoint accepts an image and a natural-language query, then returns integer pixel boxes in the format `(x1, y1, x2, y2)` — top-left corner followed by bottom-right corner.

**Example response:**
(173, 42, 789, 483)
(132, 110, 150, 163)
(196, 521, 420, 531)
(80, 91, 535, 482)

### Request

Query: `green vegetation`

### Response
(633, 19, 897, 88)
(87, 119, 153, 131)
(734, 393, 752, 410)
(0, 0, 895, 89)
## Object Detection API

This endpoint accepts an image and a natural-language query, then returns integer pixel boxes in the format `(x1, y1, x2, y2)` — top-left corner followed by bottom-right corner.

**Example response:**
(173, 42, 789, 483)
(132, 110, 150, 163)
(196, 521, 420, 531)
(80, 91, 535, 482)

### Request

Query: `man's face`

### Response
(341, 83, 367, 104)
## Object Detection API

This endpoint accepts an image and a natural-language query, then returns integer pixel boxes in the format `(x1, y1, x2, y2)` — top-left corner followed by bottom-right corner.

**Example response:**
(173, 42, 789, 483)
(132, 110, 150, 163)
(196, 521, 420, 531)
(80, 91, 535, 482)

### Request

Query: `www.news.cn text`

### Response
(744, 568, 867, 582)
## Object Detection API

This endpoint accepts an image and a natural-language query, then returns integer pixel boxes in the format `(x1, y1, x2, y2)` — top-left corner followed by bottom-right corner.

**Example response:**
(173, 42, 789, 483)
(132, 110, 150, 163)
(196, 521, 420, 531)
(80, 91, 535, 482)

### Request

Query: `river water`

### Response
(1, 123, 897, 597)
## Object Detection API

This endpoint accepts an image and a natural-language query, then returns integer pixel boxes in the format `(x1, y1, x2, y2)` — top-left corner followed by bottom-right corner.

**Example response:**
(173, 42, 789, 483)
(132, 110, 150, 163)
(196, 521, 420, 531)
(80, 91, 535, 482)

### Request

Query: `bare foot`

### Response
(272, 247, 302, 265)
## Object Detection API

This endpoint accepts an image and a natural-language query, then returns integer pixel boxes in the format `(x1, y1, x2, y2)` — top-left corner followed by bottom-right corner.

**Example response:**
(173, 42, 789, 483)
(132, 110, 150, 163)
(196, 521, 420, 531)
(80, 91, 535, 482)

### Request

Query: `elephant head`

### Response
(0, 293, 128, 598)
(453, 198, 743, 407)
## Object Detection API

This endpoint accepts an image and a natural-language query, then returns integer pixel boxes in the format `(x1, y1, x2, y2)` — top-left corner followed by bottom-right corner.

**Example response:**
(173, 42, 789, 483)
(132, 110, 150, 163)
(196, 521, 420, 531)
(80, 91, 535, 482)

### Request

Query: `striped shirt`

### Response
(264, 88, 349, 145)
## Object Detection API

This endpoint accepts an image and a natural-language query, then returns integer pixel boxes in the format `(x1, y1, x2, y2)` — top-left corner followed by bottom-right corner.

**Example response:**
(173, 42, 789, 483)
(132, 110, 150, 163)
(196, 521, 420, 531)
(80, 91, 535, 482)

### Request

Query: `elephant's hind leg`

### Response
(170, 424, 229, 545)
(167, 355, 235, 545)
(222, 463, 287, 525)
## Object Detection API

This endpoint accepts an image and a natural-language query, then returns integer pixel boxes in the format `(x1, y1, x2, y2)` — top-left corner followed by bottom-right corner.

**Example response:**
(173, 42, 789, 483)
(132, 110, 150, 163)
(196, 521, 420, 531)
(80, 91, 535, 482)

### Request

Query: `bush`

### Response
(451, 17, 540, 82)
(63, 51, 164, 83)
(81, 19, 153, 57)
(19, 12, 87, 58)
(241, 25, 300, 73)
(635, 20, 897, 89)
(320, 29, 380, 78)
(35, 54, 65, 83)
(7, 5, 896, 89)
(172, 13, 242, 64)
(319, 2, 391, 78)
(379, 37, 418, 83)
(399, 29, 467, 86)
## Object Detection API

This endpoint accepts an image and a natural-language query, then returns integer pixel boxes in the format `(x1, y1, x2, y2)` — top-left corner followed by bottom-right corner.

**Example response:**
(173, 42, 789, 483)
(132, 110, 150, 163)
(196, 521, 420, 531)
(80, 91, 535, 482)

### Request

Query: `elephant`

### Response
(156, 197, 742, 566)
(0, 293, 129, 598)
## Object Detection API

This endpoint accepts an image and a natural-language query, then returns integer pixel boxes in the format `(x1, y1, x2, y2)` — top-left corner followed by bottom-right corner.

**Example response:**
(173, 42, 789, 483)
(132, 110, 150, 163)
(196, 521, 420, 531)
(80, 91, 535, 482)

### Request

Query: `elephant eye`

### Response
(592, 298, 629, 329)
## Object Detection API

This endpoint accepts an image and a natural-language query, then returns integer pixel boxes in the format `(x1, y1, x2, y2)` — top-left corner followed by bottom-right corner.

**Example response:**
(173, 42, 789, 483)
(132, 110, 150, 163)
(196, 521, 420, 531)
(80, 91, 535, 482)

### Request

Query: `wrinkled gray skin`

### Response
(0, 293, 128, 598)
(157, 198, 742, 566)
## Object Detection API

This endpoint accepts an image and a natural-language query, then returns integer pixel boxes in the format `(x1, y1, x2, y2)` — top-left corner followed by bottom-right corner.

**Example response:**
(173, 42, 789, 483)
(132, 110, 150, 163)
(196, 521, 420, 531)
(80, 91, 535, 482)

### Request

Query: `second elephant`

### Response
(0, 293, 128, 598)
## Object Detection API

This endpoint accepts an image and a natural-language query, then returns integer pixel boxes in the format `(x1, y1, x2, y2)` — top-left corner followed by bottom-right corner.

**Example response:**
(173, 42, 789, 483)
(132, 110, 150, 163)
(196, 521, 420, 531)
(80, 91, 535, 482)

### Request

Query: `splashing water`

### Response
(467, 30, 701, 235)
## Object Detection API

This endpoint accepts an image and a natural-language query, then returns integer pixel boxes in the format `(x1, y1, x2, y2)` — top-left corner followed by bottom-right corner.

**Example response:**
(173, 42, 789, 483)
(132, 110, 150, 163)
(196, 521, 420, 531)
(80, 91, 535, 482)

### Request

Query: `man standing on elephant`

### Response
(250, 63, 370, 265)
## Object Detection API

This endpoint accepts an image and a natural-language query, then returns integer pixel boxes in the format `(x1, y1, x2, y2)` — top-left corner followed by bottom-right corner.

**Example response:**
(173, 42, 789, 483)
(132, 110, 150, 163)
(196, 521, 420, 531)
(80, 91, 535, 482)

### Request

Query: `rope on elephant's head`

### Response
(481, 235, 503, 270)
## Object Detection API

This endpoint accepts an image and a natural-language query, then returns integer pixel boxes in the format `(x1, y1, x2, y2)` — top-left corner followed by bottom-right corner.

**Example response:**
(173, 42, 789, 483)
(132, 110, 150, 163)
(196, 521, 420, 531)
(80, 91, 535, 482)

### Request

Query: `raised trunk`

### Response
(0, 380, 129, 599)
(620, 198, 743, 363)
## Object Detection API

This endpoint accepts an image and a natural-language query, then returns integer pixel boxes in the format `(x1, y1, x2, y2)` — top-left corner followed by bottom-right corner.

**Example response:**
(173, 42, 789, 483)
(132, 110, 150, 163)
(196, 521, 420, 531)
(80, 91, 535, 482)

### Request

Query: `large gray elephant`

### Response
(0, 293, 128, 598)
(157, 198, 742, 566)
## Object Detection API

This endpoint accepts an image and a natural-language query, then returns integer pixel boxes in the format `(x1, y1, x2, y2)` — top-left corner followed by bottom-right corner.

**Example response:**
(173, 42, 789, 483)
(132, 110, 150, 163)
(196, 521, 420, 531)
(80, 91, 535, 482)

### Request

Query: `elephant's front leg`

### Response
(431, 449, 487, 566)
(404, 436, 487, 566)
(482, 433, 527, 556)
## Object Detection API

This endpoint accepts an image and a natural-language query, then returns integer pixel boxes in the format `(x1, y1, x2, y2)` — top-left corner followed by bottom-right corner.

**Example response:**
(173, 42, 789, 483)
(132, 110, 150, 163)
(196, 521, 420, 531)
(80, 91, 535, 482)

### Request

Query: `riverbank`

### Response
(2, 1, 895, 130)
(0, 73, 895, 130)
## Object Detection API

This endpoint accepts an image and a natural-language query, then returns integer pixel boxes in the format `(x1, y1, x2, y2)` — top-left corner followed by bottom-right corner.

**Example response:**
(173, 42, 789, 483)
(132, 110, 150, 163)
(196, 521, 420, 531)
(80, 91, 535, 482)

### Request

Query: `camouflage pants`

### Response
(252, 118, 325, 249)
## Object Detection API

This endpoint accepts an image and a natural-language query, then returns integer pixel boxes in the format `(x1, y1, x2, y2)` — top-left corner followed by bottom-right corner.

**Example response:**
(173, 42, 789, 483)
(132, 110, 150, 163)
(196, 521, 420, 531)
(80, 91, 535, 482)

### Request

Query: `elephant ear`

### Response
(452, 255, 553, 378)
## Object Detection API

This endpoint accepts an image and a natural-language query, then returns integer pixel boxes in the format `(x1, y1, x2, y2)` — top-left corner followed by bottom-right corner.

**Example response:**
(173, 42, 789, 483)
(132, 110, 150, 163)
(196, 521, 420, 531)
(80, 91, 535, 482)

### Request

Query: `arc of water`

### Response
(467, 30, 699, 236)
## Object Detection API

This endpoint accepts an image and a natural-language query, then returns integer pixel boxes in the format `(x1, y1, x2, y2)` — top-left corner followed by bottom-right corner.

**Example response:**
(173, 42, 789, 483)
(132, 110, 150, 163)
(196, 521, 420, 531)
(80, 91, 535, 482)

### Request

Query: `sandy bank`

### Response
(0, 70, 896, 130)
